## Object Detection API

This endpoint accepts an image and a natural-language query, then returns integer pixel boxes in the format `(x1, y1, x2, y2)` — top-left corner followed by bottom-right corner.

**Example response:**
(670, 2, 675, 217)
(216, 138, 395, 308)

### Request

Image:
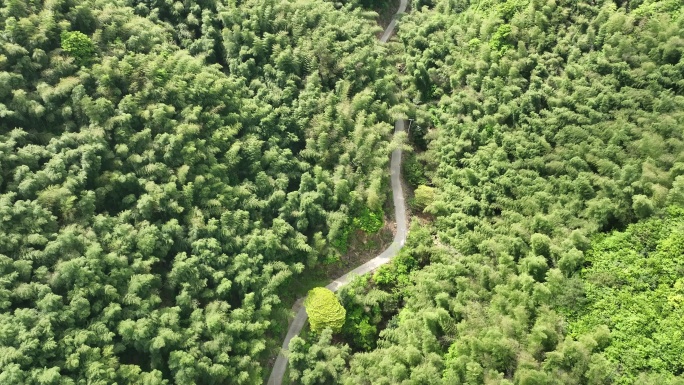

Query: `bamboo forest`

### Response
(1, 0, 683, 384)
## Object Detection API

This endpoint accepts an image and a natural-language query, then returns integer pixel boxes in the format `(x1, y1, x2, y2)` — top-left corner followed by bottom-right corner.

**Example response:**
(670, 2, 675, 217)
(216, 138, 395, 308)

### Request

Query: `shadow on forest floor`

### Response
(375, 0, 401, 35)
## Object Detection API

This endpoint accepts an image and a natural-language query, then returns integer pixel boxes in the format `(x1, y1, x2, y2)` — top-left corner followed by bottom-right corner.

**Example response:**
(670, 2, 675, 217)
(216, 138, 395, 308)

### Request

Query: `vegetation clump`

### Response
(353, 207, 384, 234)
(289, 328, 350, 385)
(288, 0, 684, 384)
(412, 184, 435, 211)
(304, 287, 347, 334)
(4, 0, 684, 383)
(571, 207, 684, 382)
(0, 0, 397, 383)
(60, 31, 95, 64)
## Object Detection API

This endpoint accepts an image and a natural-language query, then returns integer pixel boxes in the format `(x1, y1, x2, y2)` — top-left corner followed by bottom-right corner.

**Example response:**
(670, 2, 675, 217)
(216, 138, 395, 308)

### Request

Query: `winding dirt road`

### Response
(267, 2, 409, 383)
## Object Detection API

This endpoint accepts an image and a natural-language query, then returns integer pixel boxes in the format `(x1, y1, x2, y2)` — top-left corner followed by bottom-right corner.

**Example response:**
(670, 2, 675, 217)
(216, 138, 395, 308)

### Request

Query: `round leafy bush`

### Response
(413, 185, 435, 210)
(304, 287, 346, 333)
(60, 31, 95, 64)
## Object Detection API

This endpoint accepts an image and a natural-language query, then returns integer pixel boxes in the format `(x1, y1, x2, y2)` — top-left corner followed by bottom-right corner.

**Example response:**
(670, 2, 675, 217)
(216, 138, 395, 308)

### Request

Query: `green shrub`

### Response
(304, 287, 346, 333)
(353, 207, 383, 234)
(489, 24, 512, 52)
(667, 175, 684, 206)
(373, 249, 417, 288)
(632, 194, 655, 219)
(530, 233, 551, 258)
(338, 276, 390, 352)
(404, 153, 428, 187)
(413, 185, 435, 211)
(342, 306, 378, 351)
(331, 225, 352, 253)
(323, 251, 341, 265)
(60, 31, 95, 65)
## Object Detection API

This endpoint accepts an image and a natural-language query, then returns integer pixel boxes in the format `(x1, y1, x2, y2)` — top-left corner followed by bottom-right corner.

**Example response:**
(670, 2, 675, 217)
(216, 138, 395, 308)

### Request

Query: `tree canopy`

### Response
(0, 0, 399, 383)
(571, 207, 684, 384)
(304, 287, 347, 333)
(3, 0, 684, 383)
(284, 0, 684, 384)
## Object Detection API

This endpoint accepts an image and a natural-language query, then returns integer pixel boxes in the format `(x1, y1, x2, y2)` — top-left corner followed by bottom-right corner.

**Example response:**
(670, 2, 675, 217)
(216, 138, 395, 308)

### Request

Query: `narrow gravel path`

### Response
(266, 2, 409, 384)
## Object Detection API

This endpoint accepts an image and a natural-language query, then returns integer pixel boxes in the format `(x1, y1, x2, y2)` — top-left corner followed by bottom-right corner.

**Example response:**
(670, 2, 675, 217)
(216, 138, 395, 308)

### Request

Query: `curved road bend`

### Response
(267, 1, 409, 384)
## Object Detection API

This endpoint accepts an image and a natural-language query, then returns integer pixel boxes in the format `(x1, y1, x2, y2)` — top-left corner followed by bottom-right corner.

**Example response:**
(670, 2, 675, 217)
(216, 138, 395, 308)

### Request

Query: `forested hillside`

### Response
(287, 0, 684, 384)
(4, 0, 684, 383)
(0, 0, 399, 383)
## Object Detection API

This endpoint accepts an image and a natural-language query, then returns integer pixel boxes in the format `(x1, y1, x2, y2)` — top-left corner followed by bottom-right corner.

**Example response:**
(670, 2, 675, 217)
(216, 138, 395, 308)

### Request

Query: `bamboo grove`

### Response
(287, 0, 684, 384)
(2, 0, 684, 384)
(0, 0, 399, 383)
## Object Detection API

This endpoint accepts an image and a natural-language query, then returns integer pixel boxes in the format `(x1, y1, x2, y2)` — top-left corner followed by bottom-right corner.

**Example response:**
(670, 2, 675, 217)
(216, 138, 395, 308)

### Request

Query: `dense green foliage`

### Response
(304, 287, 347, 333)
(338, 275, 387, 351)
(341, 0, 684, 382)
(0, 0, 398, 383)
(5, 0, 684, 382)
(289, 328, 350, 384)
(289, 0, 684, 383)
(571, 207, 684, 384)
(403, 151, 429, 187)
(372, 220, 432, 289)
(353, 207, 384, 233)
(60, 31, 95, 65)
(412, 184, 435, 210)
(331, 206, 385, 255)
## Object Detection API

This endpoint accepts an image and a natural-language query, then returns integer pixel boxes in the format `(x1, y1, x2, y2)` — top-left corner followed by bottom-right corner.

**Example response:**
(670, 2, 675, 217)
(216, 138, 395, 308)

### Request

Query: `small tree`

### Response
(413, 185, 435, 211)
(61, 31, 95, 65)
(632, 194, 655, 219)
(530, 233, 551, 258)
(304, 287, 346, 333)
(667, 176, 684, 206)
